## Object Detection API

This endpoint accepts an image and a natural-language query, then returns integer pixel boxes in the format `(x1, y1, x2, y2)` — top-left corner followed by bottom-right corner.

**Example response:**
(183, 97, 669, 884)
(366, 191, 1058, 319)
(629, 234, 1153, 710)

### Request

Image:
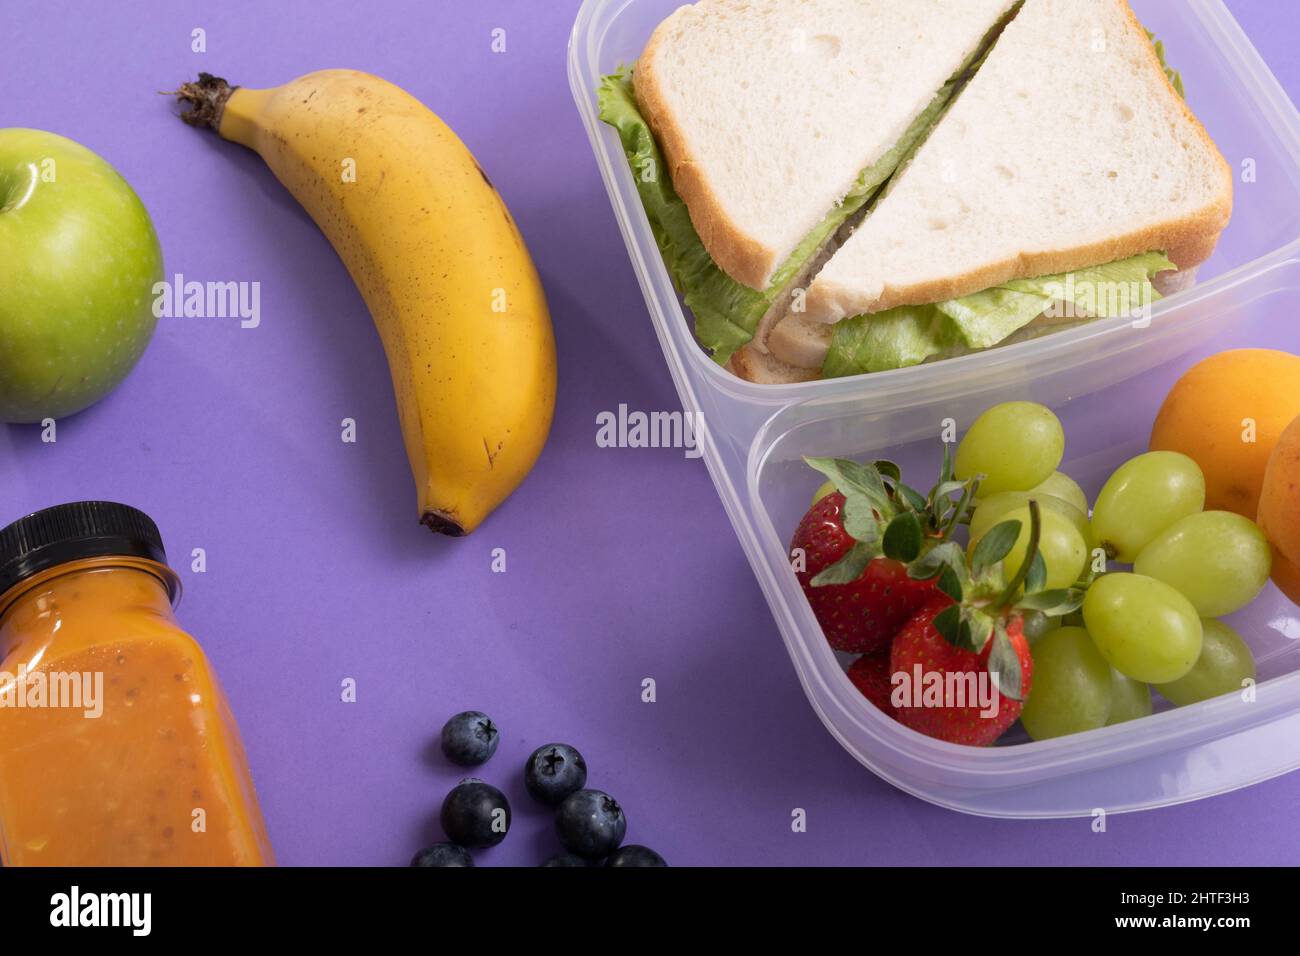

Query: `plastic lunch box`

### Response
(570, 0, 1300, 817)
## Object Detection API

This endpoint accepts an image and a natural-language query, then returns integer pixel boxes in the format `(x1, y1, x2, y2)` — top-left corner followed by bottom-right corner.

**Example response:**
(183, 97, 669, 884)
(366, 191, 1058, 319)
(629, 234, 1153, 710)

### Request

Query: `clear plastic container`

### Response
(570, 0, 1300, 816)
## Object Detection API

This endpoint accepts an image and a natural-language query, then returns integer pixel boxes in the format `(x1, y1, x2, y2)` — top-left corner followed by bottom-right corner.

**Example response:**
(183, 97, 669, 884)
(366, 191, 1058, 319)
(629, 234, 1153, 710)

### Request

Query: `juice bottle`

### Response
(0, 501, 273, 865)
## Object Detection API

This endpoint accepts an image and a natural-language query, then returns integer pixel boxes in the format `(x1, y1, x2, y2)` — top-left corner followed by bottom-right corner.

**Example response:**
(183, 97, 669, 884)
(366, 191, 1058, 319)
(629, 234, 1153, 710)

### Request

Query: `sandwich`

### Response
(599, 0, 1232, 385)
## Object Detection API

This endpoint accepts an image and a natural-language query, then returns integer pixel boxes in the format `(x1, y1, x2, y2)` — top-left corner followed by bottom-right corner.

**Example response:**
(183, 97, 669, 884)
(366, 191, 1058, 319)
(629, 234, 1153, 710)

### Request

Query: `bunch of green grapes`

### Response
(955, 403, 1265, 741)
(1083, 451, 1266, 692)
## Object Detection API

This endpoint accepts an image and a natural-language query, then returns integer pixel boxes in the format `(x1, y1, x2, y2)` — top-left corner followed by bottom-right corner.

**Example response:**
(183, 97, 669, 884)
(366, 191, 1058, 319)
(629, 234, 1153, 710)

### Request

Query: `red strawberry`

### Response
(790, 491, 948, 655)
(847, 652, 899, 718)
(891, 602, 1034, 746)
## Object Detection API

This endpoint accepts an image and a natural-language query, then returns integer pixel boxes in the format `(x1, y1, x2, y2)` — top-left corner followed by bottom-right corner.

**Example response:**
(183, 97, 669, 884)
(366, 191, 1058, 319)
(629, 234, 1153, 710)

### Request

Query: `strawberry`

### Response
(886, 499, 1083, 746)
(790, 452, 978, 656)
(846, 652, 898, 718)
(790, 493, 942, 654)
(890, 597, 1032, 745)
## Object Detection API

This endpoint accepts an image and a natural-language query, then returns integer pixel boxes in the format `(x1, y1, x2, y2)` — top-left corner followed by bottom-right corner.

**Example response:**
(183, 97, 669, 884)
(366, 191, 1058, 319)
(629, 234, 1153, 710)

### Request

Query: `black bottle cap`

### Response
(0, 502, 171, 600)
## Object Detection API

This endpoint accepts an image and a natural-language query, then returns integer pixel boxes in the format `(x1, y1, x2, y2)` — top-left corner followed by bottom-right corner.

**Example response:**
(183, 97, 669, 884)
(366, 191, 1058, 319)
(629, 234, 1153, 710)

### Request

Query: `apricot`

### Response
(1268, 547, 1300, 608)
(1150, 349, 1300, 518)
(1258, 413, 1300, 568)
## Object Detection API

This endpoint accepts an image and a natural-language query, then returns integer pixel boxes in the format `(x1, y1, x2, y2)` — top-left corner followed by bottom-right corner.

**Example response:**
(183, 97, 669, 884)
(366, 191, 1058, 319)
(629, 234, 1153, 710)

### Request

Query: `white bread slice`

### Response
(634, 0, 1018, 291)
(802, 0, 1233, 324)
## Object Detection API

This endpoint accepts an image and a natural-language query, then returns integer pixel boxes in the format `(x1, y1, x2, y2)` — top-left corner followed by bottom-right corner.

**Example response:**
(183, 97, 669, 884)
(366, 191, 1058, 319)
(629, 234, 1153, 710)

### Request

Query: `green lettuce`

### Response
(822, 252, 1176, 378)
(1148, 30, 1185, 98)
(598, 67, 767, 364)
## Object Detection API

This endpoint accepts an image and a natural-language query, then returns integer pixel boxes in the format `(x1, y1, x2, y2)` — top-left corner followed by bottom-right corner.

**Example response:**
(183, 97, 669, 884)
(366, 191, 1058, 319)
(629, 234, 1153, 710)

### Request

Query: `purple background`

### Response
(3, 0, 1298, 866)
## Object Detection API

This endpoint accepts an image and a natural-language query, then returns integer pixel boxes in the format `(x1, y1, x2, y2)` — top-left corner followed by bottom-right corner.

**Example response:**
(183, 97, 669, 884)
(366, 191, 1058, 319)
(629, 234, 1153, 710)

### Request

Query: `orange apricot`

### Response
(1258, 413, 1300, 568)
(1150, 349, 1300, 518)
(1268, 547, 1300, 608)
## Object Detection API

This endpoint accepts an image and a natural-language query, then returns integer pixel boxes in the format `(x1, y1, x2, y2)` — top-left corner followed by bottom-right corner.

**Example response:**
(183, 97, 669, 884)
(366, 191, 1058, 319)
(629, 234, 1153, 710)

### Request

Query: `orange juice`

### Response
(0, 502, 272, 866)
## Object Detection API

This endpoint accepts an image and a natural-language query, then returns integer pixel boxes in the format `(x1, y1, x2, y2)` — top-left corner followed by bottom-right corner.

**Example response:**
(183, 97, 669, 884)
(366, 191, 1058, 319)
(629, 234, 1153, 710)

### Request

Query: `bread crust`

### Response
(804, 0, 1233, 323)
(634, 6, 783, 291)
(728, 344, 820, 383)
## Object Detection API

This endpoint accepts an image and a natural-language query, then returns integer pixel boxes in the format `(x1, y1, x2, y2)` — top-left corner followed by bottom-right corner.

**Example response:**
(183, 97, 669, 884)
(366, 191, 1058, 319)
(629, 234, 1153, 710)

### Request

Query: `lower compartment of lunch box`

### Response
(742, 279, 1300, 815)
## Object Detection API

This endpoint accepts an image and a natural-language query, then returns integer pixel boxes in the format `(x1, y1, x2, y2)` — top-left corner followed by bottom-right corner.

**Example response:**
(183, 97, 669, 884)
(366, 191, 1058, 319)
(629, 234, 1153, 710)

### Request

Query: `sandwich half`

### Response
(598, 0, 1021, 367)
(744, 0, 1232, 383)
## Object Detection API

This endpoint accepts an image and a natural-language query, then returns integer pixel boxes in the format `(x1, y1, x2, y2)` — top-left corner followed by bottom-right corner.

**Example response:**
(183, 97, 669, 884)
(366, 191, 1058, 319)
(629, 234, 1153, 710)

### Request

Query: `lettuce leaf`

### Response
(823, 252, 1176, 378)
(597, 67, 768, 364)
(1147, 30, 1185, 98)
(821, 305, 956, 379)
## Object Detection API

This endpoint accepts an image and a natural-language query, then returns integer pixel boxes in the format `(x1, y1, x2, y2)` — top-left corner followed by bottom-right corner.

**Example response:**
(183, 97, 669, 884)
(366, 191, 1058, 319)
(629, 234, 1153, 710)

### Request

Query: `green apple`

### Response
(0, 128, 163, 422)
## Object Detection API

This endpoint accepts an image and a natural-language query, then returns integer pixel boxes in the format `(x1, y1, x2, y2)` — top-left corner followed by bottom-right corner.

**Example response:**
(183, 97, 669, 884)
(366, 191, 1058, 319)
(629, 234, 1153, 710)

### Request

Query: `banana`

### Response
(176, 71, 556, 535)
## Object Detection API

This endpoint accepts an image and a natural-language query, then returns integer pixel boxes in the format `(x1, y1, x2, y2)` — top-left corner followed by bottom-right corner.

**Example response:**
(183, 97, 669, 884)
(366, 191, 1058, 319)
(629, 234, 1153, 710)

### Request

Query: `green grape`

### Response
(1028, 471, 1089, 514)
(811, 479, 836, 508)
(1090, 451, 1206, 562)
(1021, 627, 1113, 740)
(970, 491, 1092, 550)
(1133, 511, 1272, 617)
(969, 504, 1088, 589)
(1106, 669, 1152, 725)
(1155, 619, 1256, 706)
(955, 401, 1065, 496)
(1083, 573, 1203, 683)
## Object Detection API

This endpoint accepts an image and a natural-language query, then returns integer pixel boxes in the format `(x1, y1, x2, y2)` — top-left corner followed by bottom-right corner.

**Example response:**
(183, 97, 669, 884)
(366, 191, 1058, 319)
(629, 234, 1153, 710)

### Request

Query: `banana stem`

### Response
(171, 73, 237, 130)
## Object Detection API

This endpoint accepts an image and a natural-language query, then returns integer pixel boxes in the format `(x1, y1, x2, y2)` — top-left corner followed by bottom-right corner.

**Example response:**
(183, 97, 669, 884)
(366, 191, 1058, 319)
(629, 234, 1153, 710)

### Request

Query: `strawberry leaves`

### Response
(882, 512, 923, 562)
(803, 453, 982, 563)
(810, 538, 881, 586)
(802, 449, 986, 594)
(804, 457, 892, 514)
(929, 500, 1066, 702)
(1018, 587, 1085, 616)
(988, 622, 1025, 700)
(1025, 553, 1048, 595)
(907, 540, 965, 599)
(933, 602, 993, 654)
(970, 518, 1021, 578)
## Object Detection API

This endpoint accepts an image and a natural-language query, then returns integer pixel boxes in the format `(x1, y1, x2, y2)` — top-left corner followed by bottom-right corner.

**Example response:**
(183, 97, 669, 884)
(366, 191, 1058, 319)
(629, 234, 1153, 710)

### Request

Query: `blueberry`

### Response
(604, 844, 667, 867)
(440, 711, 499, 766)
(555, 789, 626, 861)
(441, 778, 511, 848)
(524, 743, 588, 806)
(539, 852, 592, 867)
(410, 842, 474, 867)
